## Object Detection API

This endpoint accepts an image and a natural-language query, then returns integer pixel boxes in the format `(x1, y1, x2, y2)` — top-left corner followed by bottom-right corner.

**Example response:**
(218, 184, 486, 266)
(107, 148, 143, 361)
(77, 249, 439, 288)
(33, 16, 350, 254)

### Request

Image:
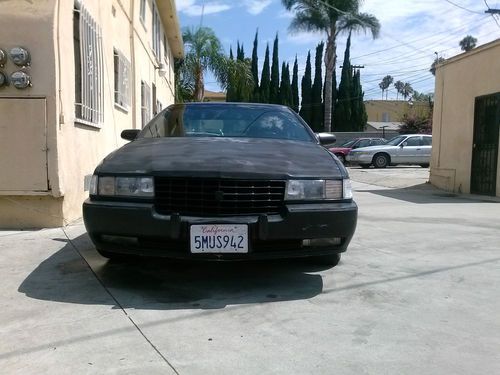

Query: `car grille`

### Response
(154, 178, 286, 216)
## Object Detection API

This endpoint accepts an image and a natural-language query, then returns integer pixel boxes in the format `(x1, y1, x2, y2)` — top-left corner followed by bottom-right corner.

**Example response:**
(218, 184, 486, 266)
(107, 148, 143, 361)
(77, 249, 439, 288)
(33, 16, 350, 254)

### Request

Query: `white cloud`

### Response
(285, 31, 325, 45)
(242, 0, 273, 15)
(177, 0, 232, 17)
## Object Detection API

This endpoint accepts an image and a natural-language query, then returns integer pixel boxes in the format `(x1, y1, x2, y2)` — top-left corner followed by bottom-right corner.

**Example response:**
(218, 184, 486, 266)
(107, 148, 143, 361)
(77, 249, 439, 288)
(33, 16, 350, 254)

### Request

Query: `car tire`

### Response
(336, 154, 345, 164)
(419, 163, 430, 168)
(310, 253, 341, 267)
(360, 164, 370, 169)
(373, 153, 389, 168)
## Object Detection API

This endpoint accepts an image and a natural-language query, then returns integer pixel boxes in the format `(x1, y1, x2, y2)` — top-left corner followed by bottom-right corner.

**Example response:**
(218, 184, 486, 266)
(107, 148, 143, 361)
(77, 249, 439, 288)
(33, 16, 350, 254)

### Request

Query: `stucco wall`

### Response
(0, 0, 63, 227)
(365, 100, 430, 123)
(0, 0, 179, 228)
(430, 41, 500, 196)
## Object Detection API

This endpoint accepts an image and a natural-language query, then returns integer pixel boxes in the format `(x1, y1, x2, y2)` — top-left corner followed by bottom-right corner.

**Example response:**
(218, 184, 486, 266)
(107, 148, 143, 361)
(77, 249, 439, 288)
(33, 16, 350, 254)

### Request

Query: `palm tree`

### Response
(401, 82, 413, 100)
(181, 26, 228, 102)
(282, 0, 380, 132)
(429, 57, 446, 76)
(225, 58, 254, 102)
(379, 75, 393, 100)
(459, 35, 477, 52)
(394, 80, 404, 100)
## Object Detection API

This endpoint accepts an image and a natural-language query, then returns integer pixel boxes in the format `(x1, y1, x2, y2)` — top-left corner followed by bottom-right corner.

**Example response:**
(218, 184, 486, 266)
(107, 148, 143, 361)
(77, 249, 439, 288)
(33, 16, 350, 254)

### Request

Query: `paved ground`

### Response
(1, 167, 500, 374)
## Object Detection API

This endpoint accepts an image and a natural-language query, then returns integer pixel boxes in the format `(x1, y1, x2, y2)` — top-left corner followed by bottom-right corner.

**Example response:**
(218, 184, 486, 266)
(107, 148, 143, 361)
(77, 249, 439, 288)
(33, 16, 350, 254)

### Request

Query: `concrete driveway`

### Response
(1, 167, 499, 374)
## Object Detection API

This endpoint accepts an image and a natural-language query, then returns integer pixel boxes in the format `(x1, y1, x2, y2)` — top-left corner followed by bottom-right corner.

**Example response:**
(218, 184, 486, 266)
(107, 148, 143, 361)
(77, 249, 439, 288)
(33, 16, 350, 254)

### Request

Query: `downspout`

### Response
(53, 0, 63, 197)
(129, 0, 137, 129)
(437, 70, 444, 168)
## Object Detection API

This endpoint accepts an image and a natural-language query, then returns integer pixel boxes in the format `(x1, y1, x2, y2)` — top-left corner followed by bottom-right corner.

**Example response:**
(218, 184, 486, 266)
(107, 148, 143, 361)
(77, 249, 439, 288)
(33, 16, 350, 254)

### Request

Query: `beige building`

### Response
(0, 0, 183, 228)
(430, 39, 500, 197)
(204, 90, 227, 102)
(365, 100, 430, 123)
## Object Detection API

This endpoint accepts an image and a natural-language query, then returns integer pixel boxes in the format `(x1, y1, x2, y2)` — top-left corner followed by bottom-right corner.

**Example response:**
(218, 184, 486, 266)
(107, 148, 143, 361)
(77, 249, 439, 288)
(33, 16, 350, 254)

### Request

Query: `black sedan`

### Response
(83, 103, 357, 266)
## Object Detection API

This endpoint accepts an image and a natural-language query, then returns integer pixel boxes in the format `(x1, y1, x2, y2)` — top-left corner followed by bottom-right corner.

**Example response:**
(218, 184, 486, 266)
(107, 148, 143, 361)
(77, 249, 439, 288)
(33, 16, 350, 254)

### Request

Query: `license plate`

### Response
(190, 224, 248, 253)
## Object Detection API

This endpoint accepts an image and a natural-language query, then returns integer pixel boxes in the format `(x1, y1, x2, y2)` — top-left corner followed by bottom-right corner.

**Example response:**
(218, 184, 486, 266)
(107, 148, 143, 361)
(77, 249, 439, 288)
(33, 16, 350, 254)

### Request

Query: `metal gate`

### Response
(471, 93, 500, 196)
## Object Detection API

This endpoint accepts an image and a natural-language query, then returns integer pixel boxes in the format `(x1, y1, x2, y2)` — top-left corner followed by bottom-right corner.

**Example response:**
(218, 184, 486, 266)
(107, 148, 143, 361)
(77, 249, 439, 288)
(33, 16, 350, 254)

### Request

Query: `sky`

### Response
(176, 0, 500, 100)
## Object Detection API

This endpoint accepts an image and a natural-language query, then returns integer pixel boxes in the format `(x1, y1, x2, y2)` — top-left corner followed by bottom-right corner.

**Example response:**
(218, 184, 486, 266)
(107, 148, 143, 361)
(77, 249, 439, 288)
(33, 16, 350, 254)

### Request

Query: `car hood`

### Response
(96, 137, 344, 179)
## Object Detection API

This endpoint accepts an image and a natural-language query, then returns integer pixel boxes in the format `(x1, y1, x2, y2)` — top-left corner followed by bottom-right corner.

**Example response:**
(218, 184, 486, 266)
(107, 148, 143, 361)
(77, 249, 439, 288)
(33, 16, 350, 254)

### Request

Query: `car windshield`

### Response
(385, 135, 407, 146)
(340, 140, 356, 147)
(138, 104, 315, 142)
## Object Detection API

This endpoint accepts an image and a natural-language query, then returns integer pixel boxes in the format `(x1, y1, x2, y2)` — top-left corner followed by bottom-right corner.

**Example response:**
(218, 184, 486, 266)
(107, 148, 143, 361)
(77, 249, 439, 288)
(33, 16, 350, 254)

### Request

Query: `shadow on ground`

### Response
(18, 233, 324, 310)
(357, 183, 499, 204)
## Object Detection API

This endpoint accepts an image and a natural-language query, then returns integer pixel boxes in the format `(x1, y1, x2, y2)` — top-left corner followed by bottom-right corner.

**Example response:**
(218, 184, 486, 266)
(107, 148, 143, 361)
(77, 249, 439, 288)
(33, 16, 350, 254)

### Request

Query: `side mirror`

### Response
(400, 141, 407, 148)
(121, 129, 140, 141)
(316, 132, 336, 145)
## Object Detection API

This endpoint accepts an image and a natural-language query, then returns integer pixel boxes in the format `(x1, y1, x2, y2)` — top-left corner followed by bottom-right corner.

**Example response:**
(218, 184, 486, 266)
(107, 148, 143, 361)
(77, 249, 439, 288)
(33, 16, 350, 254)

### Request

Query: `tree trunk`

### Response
(323, 32, 336, 133)
(194, 65, 204, 102)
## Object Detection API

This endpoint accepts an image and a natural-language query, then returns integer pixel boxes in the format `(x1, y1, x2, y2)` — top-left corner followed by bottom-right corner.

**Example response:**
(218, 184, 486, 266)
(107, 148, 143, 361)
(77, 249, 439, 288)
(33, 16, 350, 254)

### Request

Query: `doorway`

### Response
(471, 93, 500, 196)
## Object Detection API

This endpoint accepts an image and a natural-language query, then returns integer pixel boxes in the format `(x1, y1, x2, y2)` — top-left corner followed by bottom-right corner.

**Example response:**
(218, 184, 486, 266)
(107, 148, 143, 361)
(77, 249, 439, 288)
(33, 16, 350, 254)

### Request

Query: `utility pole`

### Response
(485, 9, 500, 14)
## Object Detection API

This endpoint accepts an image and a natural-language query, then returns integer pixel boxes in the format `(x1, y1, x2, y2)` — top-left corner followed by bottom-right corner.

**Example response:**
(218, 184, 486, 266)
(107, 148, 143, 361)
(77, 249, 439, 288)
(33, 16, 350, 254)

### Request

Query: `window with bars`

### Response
(113, 49, 131, 111)
(141, 81, 151, 128)
(73, 3, 104, 126)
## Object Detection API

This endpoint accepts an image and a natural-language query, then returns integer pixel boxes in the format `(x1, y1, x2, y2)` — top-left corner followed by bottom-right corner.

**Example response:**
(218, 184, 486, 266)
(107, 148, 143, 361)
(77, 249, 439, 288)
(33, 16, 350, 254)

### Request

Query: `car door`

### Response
(418, 136, 432, 163)
(398, 136, 421, 164)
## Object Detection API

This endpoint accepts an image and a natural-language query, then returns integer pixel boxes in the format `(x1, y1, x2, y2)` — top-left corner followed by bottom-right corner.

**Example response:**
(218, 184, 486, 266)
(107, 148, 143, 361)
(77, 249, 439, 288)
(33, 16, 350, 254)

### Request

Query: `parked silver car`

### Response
(346, 134, 432, 168)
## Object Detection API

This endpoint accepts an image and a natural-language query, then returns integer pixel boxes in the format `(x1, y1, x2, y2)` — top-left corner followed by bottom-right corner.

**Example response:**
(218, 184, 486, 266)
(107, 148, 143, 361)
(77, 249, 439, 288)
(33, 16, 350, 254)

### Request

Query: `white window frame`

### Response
(140, 0, 147, 28)
(113, 49, 131, 111)
(74, 3, 104, 127)
(152, 2, 162, 61)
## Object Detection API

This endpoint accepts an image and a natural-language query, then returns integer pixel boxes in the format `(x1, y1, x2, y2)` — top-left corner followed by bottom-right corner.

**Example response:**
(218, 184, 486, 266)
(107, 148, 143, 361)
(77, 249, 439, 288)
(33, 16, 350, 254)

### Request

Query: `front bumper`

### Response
(83, 199, 358, 260)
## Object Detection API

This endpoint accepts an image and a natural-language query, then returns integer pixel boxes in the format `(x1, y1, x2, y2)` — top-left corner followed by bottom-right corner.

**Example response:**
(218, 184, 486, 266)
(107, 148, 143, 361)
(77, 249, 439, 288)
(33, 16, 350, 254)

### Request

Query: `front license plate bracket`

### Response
(190, 224, 249, 253)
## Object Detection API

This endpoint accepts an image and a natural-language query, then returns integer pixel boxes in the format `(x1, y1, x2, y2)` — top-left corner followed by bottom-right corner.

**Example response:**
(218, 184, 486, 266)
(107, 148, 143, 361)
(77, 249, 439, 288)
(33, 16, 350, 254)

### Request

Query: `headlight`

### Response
(285, 179, 351, 200)
(92, 175, 154, 197)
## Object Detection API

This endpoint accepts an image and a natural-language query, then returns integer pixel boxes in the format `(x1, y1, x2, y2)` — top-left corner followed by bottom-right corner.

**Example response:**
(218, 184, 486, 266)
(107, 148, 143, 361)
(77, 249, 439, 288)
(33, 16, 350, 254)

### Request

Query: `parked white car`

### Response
(346, 134, 432, 168)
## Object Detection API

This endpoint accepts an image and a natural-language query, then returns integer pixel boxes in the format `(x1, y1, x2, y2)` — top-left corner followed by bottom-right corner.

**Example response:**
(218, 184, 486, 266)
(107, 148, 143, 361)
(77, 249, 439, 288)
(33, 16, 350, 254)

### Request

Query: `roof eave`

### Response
(157, 0, 184, 59)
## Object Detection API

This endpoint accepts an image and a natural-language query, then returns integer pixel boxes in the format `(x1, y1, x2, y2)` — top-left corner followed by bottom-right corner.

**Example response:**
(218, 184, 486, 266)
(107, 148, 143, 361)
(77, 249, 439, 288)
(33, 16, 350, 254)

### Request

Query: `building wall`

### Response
(365, 100, 430, 122)
(430, 40, 500, 196)
(0, 0, 181, 228)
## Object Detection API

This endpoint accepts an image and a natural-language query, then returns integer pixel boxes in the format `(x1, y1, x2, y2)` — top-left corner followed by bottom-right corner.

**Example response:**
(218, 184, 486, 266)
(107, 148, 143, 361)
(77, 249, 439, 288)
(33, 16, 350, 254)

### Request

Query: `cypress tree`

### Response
(331, 62, 337, 128)
(269, 34, 280, 104)
(237, 42, 245, 61)
(260, 44, 270, 103)
(351, 69, 361, 130)
(299, 51, 312, 126)
(310, 42, 324, 132)
(335, 33, 353, 131)
(226, 47, 235, 102)
(251, 30, 259, 102)
(279, 62, 292, 107)
(291, 56, 299, 113)
(352, 70, 367, 131)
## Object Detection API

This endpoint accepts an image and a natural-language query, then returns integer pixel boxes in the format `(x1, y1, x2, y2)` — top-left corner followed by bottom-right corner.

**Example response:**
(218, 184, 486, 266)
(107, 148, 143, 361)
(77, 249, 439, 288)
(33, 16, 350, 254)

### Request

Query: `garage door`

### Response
(0, 98, 48, 192)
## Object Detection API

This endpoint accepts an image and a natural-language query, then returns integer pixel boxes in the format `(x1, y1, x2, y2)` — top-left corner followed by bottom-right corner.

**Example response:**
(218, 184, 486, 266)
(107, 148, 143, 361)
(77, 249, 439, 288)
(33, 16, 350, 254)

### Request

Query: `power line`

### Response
(443, 0, 484, 14)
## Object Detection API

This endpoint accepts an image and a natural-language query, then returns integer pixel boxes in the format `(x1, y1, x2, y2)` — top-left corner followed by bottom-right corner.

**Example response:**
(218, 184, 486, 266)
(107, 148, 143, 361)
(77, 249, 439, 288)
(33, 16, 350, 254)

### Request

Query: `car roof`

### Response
(172, 102, 291, 111)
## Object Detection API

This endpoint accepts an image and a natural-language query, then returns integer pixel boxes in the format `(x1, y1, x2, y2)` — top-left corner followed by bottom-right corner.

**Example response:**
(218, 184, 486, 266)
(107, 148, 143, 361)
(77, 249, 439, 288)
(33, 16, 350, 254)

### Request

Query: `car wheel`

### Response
(310, 253, 341, 267)
(419, 163, 430, 168)
(360, 164, 370, 169)
(373, 153, 389, 168)
(336, 154, 345, 164)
